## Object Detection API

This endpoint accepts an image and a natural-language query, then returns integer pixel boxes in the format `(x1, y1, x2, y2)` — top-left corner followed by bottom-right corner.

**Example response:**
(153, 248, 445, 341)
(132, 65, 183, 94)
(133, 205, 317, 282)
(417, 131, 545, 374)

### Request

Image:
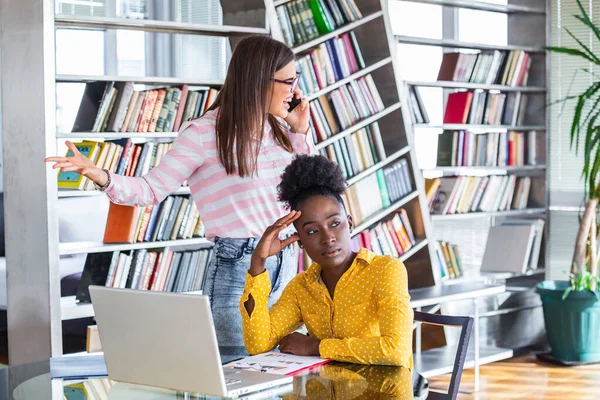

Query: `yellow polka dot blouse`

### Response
(280, 363, 413, 399)
(239, 248, 414, 368)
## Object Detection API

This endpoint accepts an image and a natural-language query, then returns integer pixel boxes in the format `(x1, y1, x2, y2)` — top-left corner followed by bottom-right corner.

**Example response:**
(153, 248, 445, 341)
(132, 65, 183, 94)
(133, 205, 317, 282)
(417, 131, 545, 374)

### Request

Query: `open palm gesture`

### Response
(44, 140, 96, 175)
(253, 211, 302, 262)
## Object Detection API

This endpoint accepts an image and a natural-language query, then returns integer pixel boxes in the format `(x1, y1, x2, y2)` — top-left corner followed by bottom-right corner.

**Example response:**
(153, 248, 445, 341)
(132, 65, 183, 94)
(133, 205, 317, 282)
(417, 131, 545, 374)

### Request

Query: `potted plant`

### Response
(536, 0, 600, 363)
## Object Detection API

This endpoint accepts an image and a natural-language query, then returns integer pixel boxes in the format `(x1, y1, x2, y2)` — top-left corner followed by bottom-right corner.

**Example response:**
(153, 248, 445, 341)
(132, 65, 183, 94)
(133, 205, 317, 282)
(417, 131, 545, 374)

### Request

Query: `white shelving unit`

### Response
(392, 0, 549, 384)
(397, 0, 549, 279)
(0, 0, 268, 362)
(267, 0, 441, 290)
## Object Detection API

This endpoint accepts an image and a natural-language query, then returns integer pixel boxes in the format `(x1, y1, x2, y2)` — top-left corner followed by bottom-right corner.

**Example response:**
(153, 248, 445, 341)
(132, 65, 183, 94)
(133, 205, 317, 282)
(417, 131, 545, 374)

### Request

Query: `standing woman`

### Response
(45, 35, 316, 362)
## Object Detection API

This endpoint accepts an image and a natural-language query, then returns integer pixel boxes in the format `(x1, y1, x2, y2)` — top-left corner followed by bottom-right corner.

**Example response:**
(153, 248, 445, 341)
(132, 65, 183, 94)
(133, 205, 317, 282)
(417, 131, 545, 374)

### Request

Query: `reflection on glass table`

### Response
(59, 362, 428, 400)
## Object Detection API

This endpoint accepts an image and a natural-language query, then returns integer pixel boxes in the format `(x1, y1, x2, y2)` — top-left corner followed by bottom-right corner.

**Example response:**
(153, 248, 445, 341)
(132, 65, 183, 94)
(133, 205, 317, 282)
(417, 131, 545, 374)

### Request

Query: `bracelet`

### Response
(94, 169, 111, 191)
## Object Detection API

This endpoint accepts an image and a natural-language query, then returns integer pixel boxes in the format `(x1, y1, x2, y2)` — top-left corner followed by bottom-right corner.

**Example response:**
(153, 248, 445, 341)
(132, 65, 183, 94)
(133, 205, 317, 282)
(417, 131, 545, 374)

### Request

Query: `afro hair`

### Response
(277, 154, 347, 211)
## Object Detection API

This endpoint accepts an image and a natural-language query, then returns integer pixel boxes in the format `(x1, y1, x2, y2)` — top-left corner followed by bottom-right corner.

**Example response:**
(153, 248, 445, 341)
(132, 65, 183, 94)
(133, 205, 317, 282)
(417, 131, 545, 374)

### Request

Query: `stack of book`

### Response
(434, 241, 463, 280)
(296, 32, 366, 96)
(408, 86, 429, 124)
(76, 248, 212, 302)
(56, 140, 174, 191)
(309, 74, 385, 141)
(437, 50, 532, 87)
(351, 209, 416, 258)
(71, 81, 218, 133)
(319, 122, 386, 179)
(344, 158, 413, 225)
(436, 130, 538, 167)
(426, 175, 531, 215)
(480, 219, 545, 275)
(276, 0, 363, 47)
(443, 90, 528, 126)
(103, 195, 204, 244)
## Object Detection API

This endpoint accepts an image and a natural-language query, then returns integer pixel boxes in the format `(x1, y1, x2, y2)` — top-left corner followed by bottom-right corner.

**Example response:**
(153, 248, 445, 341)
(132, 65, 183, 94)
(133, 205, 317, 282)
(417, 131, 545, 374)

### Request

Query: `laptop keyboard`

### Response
(225, 378, 242, 386)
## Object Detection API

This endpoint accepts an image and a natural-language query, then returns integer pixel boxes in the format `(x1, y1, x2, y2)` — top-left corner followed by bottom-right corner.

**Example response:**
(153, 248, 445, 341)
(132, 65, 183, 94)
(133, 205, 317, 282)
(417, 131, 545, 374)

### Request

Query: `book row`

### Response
(443, 90, 530, 126)
(427, 175, 532, 215)
(309, 74, 385, 141)
(434, 241, 463, 280)
(351, 209, 417, 259)
(318, 122, 387, 180)
(103, 195, 204, 244)
(437, 50, 532, 87)
(277, 0, 363, 47)
(408, 86, 430, 124)
(343, 158, 414, 225)
(57, 140, 173, 190)
(71, 80, 218, 133)
(76, 248, 212, 303)
(296, 32, 366, 95)
(436, 130, 539, 168)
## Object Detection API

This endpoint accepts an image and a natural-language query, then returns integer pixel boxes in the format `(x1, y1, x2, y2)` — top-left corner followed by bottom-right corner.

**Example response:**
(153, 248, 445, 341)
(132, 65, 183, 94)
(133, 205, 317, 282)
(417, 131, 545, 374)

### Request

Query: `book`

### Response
(103, 203, 144, 244)
(57, 141, 101, 190)
(50, 354, 108, 379)
(223, 352, 330, 376)
(480, 224, 536, 274)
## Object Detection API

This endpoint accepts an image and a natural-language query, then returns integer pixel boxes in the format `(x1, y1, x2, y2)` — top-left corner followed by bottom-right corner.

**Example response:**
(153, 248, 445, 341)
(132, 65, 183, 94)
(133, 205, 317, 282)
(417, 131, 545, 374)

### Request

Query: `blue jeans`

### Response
(202, 237, 297, 363)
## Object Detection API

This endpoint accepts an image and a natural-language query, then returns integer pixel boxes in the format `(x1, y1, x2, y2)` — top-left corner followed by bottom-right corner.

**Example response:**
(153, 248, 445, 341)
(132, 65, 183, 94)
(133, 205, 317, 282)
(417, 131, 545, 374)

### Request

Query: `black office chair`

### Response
(413, 311, 474, 400)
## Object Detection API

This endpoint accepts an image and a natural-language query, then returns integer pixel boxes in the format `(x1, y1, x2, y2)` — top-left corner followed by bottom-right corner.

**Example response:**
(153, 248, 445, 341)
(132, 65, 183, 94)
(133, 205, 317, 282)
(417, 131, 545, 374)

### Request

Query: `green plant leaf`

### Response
(563, 286, 573, 300)
(580, 91, 600, 131)
(582, 113, 600, 178)
(580, 68, 600, 82)
(546, 46, 599, 64)
(570, 82, 600, 152)
(575, 0, 600, 43)
(588, 130, 600, 198)
(564, 28, 600, 65)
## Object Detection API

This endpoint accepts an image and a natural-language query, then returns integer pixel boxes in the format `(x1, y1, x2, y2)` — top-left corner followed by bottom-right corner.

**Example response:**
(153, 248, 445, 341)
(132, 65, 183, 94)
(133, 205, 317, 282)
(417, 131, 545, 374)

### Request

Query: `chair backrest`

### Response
(413, 311, 473, 400)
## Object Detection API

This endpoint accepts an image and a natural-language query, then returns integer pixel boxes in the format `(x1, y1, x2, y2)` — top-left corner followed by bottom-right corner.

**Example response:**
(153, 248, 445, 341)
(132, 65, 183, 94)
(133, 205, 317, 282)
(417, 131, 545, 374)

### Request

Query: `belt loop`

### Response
(245, 237, 257, 254)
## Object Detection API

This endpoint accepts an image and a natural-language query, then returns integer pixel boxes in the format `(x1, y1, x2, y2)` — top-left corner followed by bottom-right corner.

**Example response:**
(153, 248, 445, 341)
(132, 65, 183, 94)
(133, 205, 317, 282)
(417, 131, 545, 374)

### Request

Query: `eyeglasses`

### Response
(273, 71, 302, 92)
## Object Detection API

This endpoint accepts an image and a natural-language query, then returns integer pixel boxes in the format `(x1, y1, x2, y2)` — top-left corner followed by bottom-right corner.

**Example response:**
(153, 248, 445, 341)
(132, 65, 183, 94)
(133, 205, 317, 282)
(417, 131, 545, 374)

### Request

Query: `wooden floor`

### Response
(427, 354, 600, 400)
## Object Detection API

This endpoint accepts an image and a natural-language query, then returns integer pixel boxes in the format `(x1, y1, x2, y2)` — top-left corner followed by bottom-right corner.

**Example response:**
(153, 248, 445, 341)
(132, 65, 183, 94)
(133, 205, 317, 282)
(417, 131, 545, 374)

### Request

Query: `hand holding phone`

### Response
(288, 96, 302, 112)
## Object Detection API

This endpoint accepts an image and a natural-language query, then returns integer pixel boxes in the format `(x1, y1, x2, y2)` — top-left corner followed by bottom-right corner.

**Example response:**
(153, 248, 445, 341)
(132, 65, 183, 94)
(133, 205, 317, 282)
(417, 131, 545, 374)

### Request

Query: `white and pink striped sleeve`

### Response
(103, 121, 206, 206)
(287, 127, 318, 155)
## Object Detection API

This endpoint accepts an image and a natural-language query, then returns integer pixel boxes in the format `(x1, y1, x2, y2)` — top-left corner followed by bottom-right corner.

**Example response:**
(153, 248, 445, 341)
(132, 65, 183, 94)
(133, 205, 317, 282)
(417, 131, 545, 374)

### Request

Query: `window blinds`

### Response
(548, 0, 600, 279)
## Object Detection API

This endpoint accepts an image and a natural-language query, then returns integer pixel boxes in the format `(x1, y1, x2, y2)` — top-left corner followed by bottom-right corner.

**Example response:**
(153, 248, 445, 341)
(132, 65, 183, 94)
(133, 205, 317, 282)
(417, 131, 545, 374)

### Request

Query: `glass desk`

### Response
(0, 360, 429, 399)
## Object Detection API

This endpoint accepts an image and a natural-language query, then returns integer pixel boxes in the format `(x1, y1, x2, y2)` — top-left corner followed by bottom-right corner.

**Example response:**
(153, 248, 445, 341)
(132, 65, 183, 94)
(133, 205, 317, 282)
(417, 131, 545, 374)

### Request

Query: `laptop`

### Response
(89, 285, 293, 398)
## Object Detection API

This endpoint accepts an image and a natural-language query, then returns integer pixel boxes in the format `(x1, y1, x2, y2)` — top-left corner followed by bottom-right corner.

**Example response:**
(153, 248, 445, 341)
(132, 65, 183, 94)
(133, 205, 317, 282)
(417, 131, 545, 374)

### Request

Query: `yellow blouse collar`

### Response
(304, 248, 376, 284)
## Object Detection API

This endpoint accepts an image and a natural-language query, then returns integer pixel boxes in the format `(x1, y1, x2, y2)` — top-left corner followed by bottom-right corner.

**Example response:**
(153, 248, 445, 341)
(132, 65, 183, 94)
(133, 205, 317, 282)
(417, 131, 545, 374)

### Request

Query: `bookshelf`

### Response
(395, 35, 544, 53)
(397, 0, 549, 283)
(394, 0, 549, 357)
(406, 80, 546, 92)
(397, 0, 546, 14)
(266, 0, 441, 290)
(0, 0, 268, 362)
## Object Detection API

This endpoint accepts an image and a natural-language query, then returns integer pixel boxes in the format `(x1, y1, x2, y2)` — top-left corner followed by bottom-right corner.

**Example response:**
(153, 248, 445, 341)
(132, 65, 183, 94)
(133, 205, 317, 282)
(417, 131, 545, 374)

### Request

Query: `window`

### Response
(55, 0, 107, 16)
(548, 0, 600, 279)
(173, 0, 226, 81)
(55, 29, 105, 133)
(54, 0, 226, 133)
(390, 2, 444, 169)
(458, 9, 507, 46)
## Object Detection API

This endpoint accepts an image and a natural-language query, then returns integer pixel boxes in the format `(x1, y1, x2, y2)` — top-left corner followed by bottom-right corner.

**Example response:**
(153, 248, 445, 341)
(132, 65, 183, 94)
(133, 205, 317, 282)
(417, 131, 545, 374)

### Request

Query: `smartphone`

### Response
(288, 96, 302, 112)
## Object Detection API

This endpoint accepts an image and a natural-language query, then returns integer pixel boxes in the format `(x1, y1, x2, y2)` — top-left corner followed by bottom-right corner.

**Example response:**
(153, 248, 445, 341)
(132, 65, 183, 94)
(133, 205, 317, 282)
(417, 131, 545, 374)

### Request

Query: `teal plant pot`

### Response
(536, 280, 600, 362)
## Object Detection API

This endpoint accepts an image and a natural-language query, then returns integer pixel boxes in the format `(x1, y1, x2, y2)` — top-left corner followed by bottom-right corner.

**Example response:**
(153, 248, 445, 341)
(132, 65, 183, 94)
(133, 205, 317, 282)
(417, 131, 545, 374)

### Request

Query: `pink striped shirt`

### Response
(104, 109, 317, 240)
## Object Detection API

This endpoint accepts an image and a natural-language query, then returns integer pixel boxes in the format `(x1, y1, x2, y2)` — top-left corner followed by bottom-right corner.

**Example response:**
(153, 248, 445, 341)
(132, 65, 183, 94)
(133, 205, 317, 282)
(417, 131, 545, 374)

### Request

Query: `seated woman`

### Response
(239, 154, 413, 367)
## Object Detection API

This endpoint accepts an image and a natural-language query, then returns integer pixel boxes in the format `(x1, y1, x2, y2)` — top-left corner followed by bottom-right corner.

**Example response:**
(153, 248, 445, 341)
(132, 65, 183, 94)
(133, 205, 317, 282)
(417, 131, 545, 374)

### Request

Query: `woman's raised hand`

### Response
(44, 141, 108, 187)
(249, 210, 302, 276)
(284, 87, 310, 135)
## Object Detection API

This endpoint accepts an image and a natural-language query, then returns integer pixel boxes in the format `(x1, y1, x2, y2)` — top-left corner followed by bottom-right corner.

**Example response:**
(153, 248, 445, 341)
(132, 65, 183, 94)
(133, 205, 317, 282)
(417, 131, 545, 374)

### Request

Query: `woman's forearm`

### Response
(244, 255, 266, 316)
